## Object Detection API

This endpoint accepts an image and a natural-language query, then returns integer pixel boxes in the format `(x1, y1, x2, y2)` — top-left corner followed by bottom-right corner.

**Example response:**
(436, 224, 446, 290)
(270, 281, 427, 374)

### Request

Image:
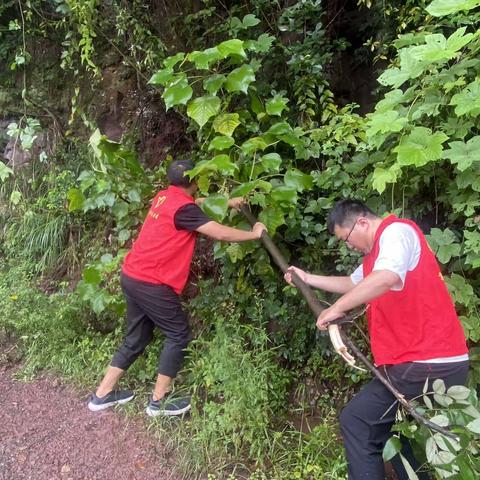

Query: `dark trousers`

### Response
(110, 273, 192, 378)
(339, 361, 469, 479)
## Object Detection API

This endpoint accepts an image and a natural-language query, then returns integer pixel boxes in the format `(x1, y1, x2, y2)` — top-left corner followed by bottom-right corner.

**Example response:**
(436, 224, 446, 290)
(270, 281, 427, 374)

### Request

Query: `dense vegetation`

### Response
(1, 0, 479, 478)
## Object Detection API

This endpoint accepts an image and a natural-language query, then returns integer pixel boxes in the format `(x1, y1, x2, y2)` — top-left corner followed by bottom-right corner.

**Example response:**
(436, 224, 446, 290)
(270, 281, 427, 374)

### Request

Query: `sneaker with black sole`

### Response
(87, 389, 135, 412)
(146, 393, 191, 417)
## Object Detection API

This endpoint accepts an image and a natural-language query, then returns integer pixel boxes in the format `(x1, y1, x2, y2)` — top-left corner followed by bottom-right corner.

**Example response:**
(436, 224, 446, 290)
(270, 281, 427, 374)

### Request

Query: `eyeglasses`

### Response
(343, 221, 358, 244)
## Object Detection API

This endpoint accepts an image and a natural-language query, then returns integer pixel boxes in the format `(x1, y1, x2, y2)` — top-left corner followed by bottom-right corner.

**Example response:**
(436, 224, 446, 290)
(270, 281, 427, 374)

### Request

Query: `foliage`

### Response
(386, 379, 480, 478)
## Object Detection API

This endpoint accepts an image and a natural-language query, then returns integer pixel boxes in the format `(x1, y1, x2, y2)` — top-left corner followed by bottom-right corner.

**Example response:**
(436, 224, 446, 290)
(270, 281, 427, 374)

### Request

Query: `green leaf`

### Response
(393, 127, 448, 166)
(188, 155, 237, 177)
(266, 94, 289, 116)
(187, 95, 221, 128)
(163, 52, 185, 69)
(426, 228, 461, 263)
(112, 201, 129, 219)
(242, 14, 260, 27)
(118, 229, 130, 243)
(225, 65, 255, 94)
(213, 113, 241, 137)
(187, 48, 223, 69)
(447, 385, 471, 400)
(0, 162, 13, 182)
(383, 436, 402, 462)
(208, 136, 235, 151)
(271, 185, 297, 204)
(430, 415, 449, 427)
(148, 68, 175, 86)
(443, 136, 480, 171)
(426, 0, 480, 17)
(163, 76, 193, 110)
(67, 188, 85, 211)
(372, 165, 401, 193)
(258, 206, 285, 235)
(10, 190, 21, 205)
(83, 267, 102, 284)
(284, 168, 313, 192)
(202, 194, 228, 222)
(128, 189, 141, 203)
(230, 180, 272, 197)
(203, 74, 226, 94)
(240, 136, 269, 155)
(260, 153, 282, 172)
(245, 33, 275, 53)
(217, 39, 246, 58)
(366, 111, 408, 137)
(466, 417, 480, 434)
(450, 80, 480, 116)
(378, 67, 413, 89)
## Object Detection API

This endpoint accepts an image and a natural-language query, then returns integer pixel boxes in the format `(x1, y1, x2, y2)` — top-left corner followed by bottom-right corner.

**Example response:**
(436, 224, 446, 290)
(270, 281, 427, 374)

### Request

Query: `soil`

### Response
(0, 365, 181, 480)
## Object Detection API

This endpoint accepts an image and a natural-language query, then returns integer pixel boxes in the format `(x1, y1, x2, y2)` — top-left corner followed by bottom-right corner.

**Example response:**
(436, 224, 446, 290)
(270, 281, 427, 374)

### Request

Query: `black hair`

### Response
(327, 199, 377, 234)
(167, 159, 195, 187)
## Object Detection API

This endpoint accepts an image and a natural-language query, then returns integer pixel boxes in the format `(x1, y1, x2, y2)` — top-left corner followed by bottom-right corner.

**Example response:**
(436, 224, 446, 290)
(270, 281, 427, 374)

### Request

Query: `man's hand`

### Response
(284, 266, 308, 286)
(316, 305, 345, 331)
(228, 197, 245, 210)
(252, 222, 267, 238)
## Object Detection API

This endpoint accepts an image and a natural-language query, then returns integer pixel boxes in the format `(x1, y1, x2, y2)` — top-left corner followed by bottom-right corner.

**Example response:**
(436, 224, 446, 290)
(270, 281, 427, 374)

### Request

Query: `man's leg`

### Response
(340, 377, 399, 479)
(96, 366, 125, 398)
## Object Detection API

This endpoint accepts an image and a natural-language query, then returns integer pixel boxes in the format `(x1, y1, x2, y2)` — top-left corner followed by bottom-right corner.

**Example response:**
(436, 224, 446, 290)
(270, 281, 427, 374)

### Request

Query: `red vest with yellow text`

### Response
(363, 215, 467, 365)
(122, 185, 197, 293)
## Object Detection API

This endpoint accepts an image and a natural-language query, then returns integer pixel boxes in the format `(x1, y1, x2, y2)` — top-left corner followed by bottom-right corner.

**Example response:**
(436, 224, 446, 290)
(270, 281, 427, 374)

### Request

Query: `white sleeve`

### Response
(373, 223, 421, 291)
(350, 264, 364, 285)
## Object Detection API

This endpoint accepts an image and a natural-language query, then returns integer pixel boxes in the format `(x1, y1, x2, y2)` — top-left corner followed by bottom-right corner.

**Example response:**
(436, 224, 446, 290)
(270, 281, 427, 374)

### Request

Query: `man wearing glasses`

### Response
(285, 199, 468, 479)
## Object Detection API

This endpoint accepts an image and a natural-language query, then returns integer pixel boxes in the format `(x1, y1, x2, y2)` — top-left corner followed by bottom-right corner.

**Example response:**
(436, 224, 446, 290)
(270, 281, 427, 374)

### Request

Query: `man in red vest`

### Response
(88, 160, 266, 416)
(285, 199, 468, 479)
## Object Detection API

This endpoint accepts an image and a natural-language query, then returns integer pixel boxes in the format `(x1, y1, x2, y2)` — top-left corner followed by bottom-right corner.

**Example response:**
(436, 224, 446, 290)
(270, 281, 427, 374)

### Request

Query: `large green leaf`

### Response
(393, 127, 448, 166)
(208, 136, 235, 151)
(230, 180, 272, 197)
(213, 113, 241, 136)
(259, 206, 285, 235)
(187, 48, 223, 70)
(187, 95, 221, 128)
(271, 185, 298, 204)
(67, 187, 85, 211)
(203, 74, 226, 94)
(217, 39, 246, 58)
(163, 52, 185, 69)
(163, 76, 193, 110)
(284, 168, 313, 192)
(225, 65, 255, 94)
(240, 136, 269, 155)
(260, 153, 282, 172)
(202, 194, 228, 222)
(426, 0, 480, 16)
(188, 155, 237, 177)
(366, 110, 408, 137)
(266, 94, 289, 116)
(372, 165, 401, 194)
(443, 136, 480, 171)
(450, 80, 480, 116)
(148, 68, 175, 86)
(383, 436, 402, 462)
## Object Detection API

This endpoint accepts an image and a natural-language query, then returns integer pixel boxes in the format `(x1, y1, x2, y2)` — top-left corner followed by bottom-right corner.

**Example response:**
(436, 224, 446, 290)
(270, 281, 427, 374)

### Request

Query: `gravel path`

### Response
(0, 366, 181, 480)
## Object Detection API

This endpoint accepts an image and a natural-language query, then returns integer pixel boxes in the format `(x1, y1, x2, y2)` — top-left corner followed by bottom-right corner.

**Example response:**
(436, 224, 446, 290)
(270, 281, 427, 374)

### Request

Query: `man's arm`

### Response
(284, 266, 355, 294)
(316, 270, 400, 329)
(196, 221, 265, 242)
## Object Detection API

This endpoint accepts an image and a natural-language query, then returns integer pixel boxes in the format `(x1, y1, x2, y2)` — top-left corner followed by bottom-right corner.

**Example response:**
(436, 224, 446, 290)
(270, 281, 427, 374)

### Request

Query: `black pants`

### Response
(339, 360, 469, 479)
(110, 273, 192, 378)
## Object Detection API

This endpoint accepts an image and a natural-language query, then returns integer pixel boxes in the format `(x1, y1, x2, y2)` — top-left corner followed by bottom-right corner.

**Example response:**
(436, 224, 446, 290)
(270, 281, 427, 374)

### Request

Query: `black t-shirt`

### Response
(174, 204, 211, 231)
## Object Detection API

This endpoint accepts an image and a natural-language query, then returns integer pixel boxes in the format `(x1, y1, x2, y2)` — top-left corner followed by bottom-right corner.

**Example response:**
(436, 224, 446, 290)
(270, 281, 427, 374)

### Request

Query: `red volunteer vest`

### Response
(122, 185, 197, 294)
(363, 215, 467, 365)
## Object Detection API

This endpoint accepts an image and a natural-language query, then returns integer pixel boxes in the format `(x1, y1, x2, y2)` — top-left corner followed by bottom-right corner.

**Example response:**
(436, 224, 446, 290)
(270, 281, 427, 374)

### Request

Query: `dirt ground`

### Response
(0, 365, 181, 480)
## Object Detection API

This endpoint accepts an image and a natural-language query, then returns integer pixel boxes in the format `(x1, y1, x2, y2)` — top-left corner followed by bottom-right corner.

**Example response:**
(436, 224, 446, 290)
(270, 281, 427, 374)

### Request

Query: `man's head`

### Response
(167, 159, 195, 189)
(328, 199, 380, 254)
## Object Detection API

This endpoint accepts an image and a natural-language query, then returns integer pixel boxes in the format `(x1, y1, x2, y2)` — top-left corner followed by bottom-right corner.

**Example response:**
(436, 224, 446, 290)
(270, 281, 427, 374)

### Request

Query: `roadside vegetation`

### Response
(0, 1, 479, 478)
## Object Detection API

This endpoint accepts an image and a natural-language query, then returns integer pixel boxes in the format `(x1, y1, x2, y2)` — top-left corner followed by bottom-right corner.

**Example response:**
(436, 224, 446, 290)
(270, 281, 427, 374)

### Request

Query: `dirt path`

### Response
(0, 366, 181, 480)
